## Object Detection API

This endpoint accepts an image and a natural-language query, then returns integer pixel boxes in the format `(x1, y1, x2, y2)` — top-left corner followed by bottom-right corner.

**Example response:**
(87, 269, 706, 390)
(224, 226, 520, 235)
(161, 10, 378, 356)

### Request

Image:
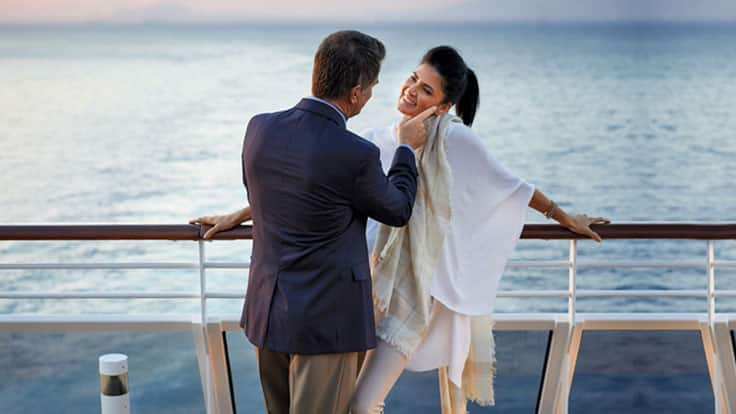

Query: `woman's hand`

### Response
(561, 214, 610, 243)
(189, 207, 252, 239)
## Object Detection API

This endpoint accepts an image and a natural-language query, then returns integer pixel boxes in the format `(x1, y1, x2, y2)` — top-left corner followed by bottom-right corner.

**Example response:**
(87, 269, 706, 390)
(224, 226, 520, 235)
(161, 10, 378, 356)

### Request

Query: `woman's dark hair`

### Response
(312, 30, 386, 100)
(421, 46, 479, 126)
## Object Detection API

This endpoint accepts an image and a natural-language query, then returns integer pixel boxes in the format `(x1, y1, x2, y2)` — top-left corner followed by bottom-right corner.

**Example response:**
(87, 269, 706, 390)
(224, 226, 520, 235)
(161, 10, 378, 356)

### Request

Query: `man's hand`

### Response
(397, 106, 437, 149)
(189, 207, 252, 239)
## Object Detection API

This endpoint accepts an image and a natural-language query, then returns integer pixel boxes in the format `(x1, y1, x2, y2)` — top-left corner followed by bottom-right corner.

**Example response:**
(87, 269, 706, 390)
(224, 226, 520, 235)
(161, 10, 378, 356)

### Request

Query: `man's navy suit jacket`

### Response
(240, 98, 419, 354)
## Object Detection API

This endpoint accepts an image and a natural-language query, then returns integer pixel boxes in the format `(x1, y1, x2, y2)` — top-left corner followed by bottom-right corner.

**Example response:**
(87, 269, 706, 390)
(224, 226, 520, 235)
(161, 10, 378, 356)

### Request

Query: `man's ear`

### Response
(349, 84, 361, 104)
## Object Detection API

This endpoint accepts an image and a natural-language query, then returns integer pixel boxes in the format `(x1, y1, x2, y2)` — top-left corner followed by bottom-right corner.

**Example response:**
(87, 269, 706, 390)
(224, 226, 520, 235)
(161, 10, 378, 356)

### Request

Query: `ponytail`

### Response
(456, 68, 478, 126)
(421, 46, 480, 127)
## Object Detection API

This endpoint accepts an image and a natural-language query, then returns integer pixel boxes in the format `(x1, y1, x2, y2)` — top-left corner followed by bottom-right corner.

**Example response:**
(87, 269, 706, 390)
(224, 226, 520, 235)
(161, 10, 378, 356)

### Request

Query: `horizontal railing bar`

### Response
(0, 313, 716, 333)
(0, 291, 201, 299)
(2, 313, 705, 334)
(496, 290, 569, 298)
(715, 261, 736, 269)
(205, 291, 245, 299)
(507, 260, 707, 269)
(0, 313, 725, 333)
(5, 313, 706, 333)
(576, 289, 707, 298)
(521, 223, 736, 240)
(1, 223, 735, 241)
(0, 260, 715, 271)
(506, 261, 570, 268)
(0, 262, 199, 270)
(575, 313, 708, 330)
(205, 289, 716, 300)
(574, 312, 708, 321)
(0, 314, 196, 332)
(208, 291, 570, 300)
(203, 262, 250, 269)
(0, 224, 206, 240)
(1, 289, 727, 300)
(576, 261, 705, 269)
(216, 313, 566, 332)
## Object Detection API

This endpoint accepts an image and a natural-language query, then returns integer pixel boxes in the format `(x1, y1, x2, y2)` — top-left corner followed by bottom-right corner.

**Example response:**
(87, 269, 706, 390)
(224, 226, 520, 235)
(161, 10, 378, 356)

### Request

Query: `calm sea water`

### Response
(1, 23, 735, 413)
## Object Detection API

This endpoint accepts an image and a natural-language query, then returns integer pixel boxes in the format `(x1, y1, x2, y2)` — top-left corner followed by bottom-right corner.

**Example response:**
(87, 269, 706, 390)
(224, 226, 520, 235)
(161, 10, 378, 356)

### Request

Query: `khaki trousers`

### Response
(256, 345, 362, 414)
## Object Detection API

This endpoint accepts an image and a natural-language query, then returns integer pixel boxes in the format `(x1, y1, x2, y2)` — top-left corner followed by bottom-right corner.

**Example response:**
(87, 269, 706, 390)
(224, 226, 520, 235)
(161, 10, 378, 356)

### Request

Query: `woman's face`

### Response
(397, 63, 451, 118)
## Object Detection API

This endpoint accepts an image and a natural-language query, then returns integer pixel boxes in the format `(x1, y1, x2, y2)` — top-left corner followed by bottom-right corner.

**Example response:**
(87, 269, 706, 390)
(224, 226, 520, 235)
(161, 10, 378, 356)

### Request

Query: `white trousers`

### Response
(349, 339, 408, 414)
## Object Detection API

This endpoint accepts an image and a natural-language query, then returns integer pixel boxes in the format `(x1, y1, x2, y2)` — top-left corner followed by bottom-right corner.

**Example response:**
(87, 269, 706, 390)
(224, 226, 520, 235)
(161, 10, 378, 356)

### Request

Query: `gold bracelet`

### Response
(544, 201, 558, 219)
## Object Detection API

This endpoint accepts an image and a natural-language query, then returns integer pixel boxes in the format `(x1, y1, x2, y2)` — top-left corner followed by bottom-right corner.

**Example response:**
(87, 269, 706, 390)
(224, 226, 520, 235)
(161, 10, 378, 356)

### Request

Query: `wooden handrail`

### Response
(520, 223, 736, 240)
(0, 223, 735, 241)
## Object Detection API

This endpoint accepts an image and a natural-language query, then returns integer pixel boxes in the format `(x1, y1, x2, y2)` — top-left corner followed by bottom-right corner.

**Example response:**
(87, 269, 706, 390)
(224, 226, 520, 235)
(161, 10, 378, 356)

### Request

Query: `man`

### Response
(190, 30, 435, 413)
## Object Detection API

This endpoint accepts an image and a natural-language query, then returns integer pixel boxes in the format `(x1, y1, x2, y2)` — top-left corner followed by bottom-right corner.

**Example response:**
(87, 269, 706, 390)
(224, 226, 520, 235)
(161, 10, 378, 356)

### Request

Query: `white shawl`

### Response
(363, 118, 534, 411)
(371, 113, 456, 356)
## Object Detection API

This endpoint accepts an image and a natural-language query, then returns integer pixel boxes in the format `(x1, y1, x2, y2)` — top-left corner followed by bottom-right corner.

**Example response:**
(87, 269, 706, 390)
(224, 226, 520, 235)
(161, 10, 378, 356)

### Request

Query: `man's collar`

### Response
(297, 96, 347, 127)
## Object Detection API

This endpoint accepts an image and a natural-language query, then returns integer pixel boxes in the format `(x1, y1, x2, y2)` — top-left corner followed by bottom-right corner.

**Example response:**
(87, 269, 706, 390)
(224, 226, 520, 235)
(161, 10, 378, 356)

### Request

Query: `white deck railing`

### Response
(1, 223, 736, 413)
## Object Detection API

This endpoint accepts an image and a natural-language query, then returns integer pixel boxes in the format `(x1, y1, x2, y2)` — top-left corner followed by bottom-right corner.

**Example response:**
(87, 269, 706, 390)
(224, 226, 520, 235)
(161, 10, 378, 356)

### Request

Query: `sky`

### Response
(1, 0, 736, 23)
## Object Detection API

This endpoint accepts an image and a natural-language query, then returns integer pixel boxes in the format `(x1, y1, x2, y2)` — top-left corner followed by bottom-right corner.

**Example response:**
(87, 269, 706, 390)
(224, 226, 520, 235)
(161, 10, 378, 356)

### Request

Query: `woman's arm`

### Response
(529, 189, 609, 242)
(189, 206, 252, 239)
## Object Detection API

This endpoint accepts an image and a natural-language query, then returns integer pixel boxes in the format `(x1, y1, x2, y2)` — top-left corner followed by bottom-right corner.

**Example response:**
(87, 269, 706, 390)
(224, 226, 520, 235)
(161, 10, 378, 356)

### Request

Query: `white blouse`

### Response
(363, 121, 534, 387)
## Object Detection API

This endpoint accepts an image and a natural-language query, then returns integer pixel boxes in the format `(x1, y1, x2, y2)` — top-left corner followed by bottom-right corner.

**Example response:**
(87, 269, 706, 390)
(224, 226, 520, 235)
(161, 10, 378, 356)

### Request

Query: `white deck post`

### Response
(713, 317, 736, 414)
(536, 317, 572, 414)
(205, 318, 235, 414)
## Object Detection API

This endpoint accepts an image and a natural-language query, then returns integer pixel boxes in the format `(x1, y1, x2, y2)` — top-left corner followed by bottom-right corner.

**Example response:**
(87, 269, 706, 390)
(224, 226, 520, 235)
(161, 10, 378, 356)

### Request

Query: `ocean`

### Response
(1, 23, 735, 413)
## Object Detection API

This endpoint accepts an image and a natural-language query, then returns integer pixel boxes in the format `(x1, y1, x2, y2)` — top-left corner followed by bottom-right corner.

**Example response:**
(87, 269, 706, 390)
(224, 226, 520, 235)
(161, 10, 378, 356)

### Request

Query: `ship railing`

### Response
(1, 223, 735, 414)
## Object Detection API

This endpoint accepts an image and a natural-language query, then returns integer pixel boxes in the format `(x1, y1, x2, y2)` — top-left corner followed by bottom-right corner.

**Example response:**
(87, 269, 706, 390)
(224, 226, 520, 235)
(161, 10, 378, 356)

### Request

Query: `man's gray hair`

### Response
(312, 30, 386, 100)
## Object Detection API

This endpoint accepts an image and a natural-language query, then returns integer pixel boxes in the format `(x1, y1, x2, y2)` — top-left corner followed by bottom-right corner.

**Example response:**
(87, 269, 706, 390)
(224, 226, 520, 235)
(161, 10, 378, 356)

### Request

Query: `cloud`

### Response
(1, 0, 735, 23)
(112, 1, 197, 22)
(428, 0, 736, 22)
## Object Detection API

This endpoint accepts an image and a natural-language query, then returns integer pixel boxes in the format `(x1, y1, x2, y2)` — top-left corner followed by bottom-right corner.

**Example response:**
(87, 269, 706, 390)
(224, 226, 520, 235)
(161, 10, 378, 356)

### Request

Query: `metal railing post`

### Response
(707, 241, 716, 324)
(197, 240, 215, 414)
(568, 240, 577, 322)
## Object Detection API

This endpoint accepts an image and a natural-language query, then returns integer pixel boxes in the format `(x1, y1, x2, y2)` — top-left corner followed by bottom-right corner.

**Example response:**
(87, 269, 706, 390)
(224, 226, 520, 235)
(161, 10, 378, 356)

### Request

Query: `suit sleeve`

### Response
(352, 144, 418, 227)
(246, 135, 248, 195)
(241, 116, 259, 201)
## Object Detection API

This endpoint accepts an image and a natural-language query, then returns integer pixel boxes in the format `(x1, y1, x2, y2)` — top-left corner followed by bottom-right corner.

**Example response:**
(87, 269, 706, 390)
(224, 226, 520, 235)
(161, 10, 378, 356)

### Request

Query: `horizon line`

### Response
(2, 18, 736, 26)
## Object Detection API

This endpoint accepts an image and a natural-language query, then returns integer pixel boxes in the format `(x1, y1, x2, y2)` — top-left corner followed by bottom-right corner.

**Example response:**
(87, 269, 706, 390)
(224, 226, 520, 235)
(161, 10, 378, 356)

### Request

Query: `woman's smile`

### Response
(400, 94, 416, 106)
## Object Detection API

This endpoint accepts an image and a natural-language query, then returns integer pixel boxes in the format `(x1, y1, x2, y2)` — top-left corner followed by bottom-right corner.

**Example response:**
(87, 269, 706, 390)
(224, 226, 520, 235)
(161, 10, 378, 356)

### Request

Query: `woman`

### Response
(349, 46, 609, 414)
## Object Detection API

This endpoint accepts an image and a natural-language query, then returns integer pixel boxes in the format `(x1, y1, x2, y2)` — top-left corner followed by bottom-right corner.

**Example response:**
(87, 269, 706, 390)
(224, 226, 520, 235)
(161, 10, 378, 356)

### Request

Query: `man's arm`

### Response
(352, 146, 417, 226)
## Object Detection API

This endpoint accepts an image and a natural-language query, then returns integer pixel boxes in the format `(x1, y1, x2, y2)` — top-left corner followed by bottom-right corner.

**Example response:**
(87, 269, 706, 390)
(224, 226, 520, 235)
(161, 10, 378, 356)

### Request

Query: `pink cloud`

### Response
(0, 0, 465, 22)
